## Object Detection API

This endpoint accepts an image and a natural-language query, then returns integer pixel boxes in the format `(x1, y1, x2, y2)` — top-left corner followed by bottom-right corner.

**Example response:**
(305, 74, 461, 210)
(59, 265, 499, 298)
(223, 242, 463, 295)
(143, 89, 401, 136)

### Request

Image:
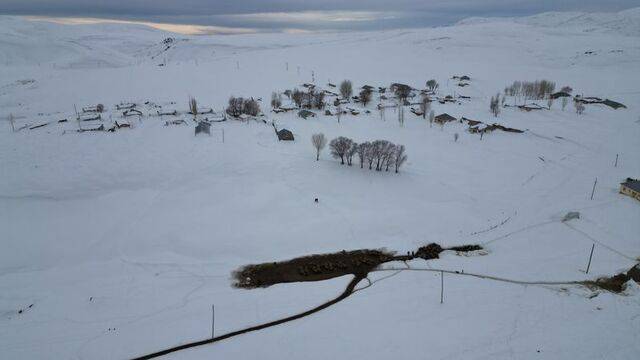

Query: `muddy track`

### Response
(130, 275, 364, 360)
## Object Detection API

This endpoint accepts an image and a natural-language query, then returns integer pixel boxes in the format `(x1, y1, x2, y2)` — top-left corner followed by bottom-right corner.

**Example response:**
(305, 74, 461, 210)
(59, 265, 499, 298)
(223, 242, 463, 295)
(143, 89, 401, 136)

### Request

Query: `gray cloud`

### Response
(2, 0, 638, 31)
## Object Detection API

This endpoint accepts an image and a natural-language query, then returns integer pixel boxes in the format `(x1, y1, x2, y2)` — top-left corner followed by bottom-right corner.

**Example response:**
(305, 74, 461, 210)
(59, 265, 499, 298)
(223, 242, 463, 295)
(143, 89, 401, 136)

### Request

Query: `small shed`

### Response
(298, 110, 316, 119)
(550, 91, 571, 99)
(461, 117, 482, 126)
(123, 109, 143, 117)
(273, 123, 294, 141)
(434, 113, 457, 124)
(620, 178, 640, 201)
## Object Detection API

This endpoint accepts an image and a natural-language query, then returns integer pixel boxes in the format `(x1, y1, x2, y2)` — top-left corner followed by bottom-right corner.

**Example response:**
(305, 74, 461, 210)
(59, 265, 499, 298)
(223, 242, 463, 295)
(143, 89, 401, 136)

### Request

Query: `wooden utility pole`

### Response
(614, 154, 618, 167)
(590, 178, 597, 200)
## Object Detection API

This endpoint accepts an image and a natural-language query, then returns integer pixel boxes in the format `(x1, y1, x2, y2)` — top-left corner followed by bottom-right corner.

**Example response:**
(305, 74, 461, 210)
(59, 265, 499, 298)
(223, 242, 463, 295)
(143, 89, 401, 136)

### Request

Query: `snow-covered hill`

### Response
(0, 13, 639, 360)
(458, 7, 640, 36)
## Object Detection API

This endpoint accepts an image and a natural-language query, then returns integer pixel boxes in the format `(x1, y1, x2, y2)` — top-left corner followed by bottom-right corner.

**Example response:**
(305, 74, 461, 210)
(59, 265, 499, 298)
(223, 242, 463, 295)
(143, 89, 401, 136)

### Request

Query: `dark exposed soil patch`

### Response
(415, 243, 444, 259)
(233, 243, 485, 288)
(448, 244, 483, 252)
(584, 273, 630, 293)
(233, 249, 394, 288)
(627, 264, 640, 284)
(583, 264, 640, 293)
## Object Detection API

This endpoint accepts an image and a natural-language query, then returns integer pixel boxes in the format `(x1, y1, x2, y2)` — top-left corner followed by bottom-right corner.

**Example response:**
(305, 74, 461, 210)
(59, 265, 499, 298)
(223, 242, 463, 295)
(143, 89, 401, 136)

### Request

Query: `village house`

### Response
(620, 178, 640, 201)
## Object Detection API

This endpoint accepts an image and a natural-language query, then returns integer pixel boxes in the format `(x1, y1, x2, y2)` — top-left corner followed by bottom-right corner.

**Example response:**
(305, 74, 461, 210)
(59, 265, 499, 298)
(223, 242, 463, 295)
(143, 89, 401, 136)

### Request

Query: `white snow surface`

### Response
(1, 11, 639, 360)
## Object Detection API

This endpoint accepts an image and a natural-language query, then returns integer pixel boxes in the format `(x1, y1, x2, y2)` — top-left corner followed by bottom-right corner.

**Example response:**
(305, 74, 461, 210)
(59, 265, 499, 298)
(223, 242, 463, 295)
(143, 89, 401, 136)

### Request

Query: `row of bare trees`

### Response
(287, 88, 326, 110)
(226, 96, 261, 117)
(312, 135, 407, 173)
(504, 80, 556, 104)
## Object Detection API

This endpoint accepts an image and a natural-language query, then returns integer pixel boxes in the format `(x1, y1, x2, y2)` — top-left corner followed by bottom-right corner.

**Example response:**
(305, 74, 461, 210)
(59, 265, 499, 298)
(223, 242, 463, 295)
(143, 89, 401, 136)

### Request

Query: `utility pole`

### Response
(440, 271, 444, 304)
(614, 154, 618, 167)
(586, 244, 595, 274)
(74, 104, 80, 130)
(211, 304, 215, 339)
(590, 178, 597, 200)
(9, 113, 15, 132)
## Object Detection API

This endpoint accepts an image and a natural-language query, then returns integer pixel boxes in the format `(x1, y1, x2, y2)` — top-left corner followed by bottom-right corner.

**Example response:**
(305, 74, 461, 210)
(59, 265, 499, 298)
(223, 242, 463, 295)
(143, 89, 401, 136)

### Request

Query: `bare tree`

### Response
(313, 91, 326, 110)
(490, 94, 501, 117)
(340, 80, 353, 100)
(382, 142, 396, 171)
(356, 142, 370, 168)
(379, 105, 386, 121)
(188, 97, 198, 118)
(394, 85, 411, 102)
(329, 136, 353, 165)
(561, 97, 569, 111)
(366, 143, 376, 170)
(394, 145, 407, 173)
(336, 104, 343, 123)
(574, 100, 585, 115)
(226, 96, 244, 117)
(420, 95, 430, 119)
(311, 133, 327, 161)
(271, 92, 282, 109)
(292, 89, 304, 108)
(346, 142, 358, 166)
(547, 97, 554, 110)
(243, 98, 261, 116)
(426, 79, 439, 93)
(428, 110, 435, 128)
(369, 140, 396, 171)
(360, 89, 372, 107)
(397, 100, 405, 127)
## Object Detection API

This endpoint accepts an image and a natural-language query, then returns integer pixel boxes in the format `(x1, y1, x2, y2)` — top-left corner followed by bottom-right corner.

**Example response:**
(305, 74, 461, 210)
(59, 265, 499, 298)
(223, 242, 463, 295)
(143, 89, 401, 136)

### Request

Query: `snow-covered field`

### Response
(1, 9, 639, 359)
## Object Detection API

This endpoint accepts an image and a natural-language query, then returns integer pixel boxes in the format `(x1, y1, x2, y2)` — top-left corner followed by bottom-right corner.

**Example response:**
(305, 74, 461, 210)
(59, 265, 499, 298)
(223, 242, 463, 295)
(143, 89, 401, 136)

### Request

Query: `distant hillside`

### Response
(457, 7, 640, 36)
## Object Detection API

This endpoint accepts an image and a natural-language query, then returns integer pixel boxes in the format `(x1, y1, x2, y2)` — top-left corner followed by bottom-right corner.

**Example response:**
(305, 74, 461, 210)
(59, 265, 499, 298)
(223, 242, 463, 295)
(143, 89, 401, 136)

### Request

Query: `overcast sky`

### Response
(2, 0, 639, 31)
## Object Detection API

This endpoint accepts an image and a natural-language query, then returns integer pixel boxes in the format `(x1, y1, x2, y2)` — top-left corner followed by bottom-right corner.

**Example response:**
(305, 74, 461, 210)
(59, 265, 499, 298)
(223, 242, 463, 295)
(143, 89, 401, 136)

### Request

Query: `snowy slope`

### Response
(458, 7, 640, 36)
(0, 13, 639, 360)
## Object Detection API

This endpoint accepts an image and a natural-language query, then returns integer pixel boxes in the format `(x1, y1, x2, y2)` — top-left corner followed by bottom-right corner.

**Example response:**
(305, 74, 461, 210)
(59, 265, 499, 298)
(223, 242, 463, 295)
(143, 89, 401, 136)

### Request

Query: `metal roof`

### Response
(621, 179, 640, 192)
